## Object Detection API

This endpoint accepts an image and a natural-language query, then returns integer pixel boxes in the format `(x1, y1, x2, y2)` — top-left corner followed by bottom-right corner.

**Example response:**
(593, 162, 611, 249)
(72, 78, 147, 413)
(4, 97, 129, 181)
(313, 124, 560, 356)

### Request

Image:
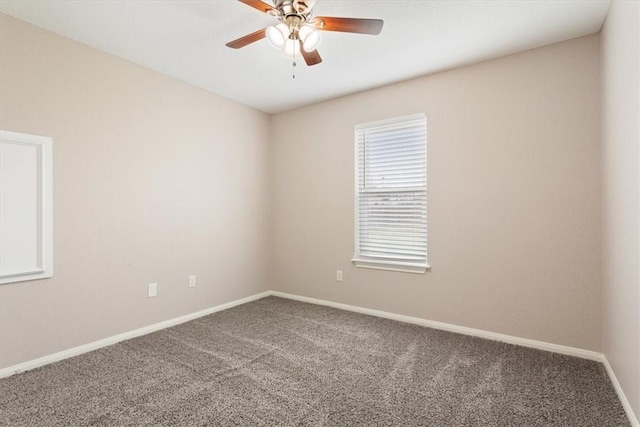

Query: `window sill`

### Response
(351, 259, 430, 274)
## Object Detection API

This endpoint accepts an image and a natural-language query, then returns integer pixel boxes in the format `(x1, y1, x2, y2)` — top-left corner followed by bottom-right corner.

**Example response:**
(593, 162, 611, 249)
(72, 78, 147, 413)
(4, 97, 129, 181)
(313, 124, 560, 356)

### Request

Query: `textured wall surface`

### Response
(271, 35, 602, 352)
(601, 0, 640, 421)
(0, 14, 271, 369)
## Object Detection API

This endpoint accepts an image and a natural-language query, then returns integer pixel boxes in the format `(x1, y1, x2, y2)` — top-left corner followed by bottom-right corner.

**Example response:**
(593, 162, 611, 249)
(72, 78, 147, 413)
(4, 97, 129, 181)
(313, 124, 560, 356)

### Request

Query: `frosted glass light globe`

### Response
(299, 26, 322, 52)
(266, 24, 289, 49)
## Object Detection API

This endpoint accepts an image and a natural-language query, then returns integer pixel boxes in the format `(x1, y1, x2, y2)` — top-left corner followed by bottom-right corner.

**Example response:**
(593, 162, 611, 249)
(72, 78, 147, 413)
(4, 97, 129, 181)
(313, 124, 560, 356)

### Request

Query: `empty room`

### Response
(0, 0, 638, 425)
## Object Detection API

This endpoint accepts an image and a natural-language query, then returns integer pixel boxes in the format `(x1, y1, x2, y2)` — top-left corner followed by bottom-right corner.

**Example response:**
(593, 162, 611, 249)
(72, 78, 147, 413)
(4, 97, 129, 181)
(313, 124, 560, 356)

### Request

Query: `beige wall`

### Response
(271, 35, 602, 351)
(0, 11, 616, 375)
(601, 0, 640, 420)
(0, 14, 271, 369)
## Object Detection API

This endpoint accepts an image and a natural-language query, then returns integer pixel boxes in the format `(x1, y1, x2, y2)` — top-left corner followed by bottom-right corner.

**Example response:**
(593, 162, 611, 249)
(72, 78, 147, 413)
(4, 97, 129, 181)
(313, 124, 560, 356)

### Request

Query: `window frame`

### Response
(352, 113, 429, 274)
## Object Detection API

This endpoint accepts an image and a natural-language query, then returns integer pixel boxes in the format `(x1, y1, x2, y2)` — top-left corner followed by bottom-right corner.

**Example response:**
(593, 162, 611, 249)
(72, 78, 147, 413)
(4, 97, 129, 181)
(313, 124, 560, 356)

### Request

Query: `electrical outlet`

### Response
(189, 275, 196, 288)
(336, 270, 343, 282)
(148, 283, 157, 298)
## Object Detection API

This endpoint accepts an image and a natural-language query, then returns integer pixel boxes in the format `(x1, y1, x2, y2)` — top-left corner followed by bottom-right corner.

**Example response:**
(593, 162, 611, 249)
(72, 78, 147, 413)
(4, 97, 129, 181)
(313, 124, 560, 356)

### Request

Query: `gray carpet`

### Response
(0, 296, 629, 426)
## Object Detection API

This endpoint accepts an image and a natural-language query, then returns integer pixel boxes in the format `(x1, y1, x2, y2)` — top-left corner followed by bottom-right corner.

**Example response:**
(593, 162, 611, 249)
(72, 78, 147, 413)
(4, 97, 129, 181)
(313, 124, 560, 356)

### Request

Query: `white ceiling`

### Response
(0, 0, 611, 114)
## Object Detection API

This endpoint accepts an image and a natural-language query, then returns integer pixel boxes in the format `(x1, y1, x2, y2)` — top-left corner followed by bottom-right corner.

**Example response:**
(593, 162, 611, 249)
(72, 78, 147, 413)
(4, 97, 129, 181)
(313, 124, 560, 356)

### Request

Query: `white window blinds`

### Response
(354, 113, 428, 273)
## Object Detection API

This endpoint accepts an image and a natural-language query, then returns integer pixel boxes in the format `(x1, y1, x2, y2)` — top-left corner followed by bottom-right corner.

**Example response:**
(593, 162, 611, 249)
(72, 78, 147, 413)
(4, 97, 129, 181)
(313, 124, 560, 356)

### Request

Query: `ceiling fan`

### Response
(225, 0, 384, 66)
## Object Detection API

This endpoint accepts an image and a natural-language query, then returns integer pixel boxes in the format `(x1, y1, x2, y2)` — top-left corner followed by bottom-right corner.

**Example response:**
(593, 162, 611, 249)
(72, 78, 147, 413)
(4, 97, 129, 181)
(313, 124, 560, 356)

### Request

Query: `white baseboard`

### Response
(0, 291, 271, 379)
(270, 291, 602, 361)
(272, 291, 638, 426)
(602, 355, 640, 427)
(2, 289, 636, 427)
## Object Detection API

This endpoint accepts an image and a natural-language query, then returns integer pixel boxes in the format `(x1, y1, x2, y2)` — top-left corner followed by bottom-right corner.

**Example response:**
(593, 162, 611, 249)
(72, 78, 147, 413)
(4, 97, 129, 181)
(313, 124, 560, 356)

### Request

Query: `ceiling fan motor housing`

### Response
(273, 0, 317, 16)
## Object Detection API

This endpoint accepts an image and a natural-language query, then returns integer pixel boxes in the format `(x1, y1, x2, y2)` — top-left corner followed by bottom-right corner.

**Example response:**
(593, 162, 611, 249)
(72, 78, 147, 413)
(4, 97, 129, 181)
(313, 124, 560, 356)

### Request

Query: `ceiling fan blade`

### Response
(237, 0, 274, 14)
(301, 48, 322, 66)
(314, 17, 383, 35)
(226, 28, 267, 49)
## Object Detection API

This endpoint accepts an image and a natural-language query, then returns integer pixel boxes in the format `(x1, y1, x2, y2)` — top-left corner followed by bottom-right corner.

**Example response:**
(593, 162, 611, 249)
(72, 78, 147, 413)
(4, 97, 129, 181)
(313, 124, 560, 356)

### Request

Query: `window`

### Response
(353, 113, 428, 273)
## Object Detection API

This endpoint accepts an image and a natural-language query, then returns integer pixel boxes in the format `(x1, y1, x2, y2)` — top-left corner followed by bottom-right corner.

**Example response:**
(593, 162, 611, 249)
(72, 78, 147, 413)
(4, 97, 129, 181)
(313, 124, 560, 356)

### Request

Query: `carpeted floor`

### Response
(0, 296, 630, 426)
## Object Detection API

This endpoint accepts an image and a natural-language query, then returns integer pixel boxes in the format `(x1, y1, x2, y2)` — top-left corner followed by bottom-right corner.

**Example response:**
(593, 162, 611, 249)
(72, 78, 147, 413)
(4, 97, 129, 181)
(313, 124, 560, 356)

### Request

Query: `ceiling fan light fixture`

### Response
(283, 38, 301, 59)
(227, 0, 385, 67)
(266, 24, 289, 49)
(299, 25, 322, 51)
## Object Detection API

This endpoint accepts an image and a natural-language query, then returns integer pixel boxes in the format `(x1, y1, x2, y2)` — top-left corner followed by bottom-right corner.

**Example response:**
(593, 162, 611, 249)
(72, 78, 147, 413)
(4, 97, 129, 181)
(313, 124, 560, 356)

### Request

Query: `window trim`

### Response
(352, 113, 429, 274)
(351, 258, 430, 274)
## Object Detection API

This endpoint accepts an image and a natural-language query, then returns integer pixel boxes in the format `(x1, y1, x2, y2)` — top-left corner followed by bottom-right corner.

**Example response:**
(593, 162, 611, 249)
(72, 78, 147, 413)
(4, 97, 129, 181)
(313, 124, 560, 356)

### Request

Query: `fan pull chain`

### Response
(292, 41, 297, 79)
